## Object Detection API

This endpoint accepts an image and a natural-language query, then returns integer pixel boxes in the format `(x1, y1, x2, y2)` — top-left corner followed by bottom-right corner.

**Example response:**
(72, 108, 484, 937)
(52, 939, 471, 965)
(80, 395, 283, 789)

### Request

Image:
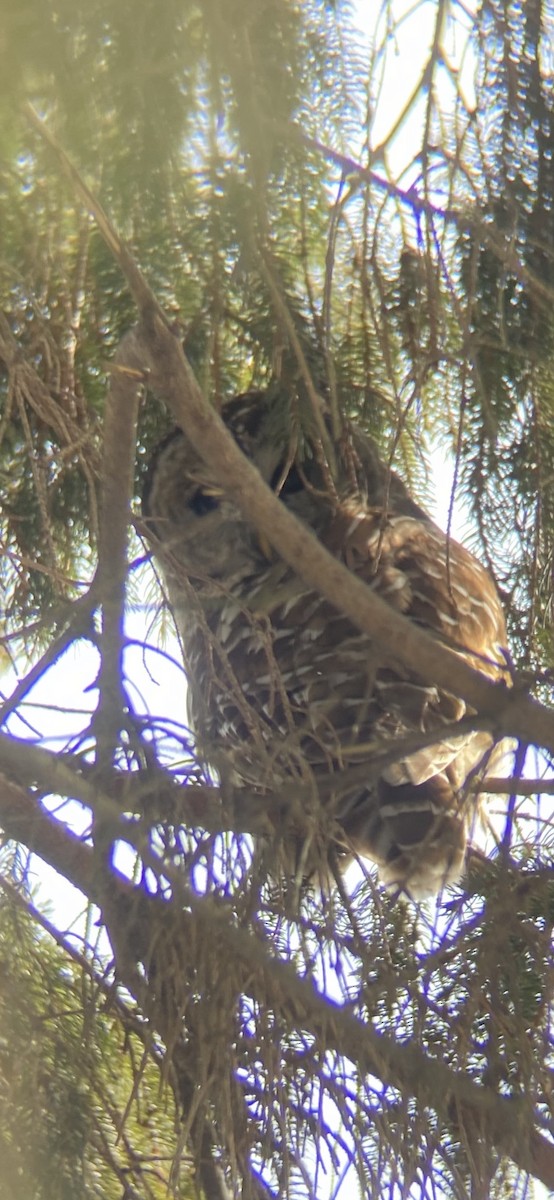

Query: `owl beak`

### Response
(201, 486, 225, 498)
(201, 481, 273, 558)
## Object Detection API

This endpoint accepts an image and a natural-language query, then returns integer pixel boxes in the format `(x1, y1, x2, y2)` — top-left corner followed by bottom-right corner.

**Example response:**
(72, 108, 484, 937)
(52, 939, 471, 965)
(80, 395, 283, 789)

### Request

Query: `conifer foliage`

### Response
(0, 3, 553, 1197)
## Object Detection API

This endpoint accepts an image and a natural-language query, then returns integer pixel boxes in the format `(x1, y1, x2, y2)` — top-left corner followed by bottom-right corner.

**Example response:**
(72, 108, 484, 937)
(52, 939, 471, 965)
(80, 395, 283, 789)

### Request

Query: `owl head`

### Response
(142, 389, 428, 588)
(141, 390, 327, 588)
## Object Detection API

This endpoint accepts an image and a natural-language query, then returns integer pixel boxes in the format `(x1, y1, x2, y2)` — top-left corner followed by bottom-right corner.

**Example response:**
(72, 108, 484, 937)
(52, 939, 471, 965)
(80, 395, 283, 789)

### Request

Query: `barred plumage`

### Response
(142, 391, 510, 898)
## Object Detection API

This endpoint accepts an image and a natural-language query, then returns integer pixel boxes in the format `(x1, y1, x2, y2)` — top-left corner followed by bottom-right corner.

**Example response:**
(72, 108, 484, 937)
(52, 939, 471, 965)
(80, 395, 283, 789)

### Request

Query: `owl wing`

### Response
(320, 504, 510, 893)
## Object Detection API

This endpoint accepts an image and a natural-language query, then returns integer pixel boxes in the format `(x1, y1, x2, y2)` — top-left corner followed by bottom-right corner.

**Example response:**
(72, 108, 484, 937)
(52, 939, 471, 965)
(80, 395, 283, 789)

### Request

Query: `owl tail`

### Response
(350, 774, 470, 899)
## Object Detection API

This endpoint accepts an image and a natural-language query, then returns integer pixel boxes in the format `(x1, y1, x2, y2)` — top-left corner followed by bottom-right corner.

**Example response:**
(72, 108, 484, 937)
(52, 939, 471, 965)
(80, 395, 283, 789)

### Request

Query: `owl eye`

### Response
(270, 462, 304, 498)
(188, 488, 220, 516)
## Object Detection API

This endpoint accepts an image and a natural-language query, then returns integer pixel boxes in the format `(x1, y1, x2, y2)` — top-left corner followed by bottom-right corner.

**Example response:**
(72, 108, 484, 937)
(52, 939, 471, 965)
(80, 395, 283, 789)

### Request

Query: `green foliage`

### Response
(0, 905, 92, 1200)
(0, 0, 374, 649)
(453, 0, 554, 663)
(1, 3, 554, 1199)
(0, 884, 194, 1200)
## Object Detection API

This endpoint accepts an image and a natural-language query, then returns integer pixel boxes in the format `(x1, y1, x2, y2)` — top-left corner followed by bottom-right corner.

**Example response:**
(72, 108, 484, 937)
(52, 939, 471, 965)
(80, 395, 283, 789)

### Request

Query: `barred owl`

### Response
(142, 391, 510, 898)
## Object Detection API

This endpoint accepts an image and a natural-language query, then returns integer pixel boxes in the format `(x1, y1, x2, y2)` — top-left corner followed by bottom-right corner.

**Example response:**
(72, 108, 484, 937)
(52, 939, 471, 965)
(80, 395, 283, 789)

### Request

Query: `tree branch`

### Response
(25, 102, 554, 760)
(0, 771, 100, 897)
(477, 777, 554, 795)
(1, 757, 551, 1190)
(92, 330, 142, 869)
(0, 586, 98, 728)
(0, 711, 510, 856)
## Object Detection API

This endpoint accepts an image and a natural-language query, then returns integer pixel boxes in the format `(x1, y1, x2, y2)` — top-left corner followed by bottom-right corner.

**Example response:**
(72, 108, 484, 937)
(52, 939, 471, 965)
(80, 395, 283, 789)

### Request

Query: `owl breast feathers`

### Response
(142, 391, 510, 898)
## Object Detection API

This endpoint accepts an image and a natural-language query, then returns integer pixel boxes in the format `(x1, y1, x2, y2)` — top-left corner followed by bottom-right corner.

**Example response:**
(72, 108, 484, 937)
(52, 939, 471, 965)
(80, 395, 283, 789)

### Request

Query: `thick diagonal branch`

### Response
(137, 312, 554, 755)
(25, 103, 554, 756)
